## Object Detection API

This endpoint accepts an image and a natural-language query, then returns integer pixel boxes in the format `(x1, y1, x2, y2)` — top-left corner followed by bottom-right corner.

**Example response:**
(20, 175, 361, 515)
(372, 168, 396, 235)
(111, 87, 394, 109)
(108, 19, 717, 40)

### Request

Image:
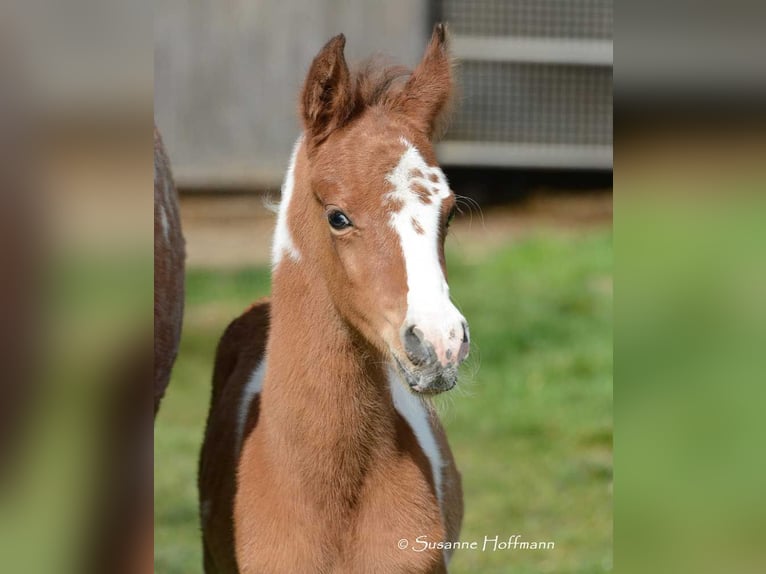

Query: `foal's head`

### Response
(274, 25, 469, 394)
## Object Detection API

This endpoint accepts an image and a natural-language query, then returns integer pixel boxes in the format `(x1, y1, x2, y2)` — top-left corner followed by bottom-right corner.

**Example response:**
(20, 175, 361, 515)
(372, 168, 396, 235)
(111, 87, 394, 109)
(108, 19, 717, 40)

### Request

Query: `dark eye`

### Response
(446, 206, 457, 228)
(327, 209, 352, 231)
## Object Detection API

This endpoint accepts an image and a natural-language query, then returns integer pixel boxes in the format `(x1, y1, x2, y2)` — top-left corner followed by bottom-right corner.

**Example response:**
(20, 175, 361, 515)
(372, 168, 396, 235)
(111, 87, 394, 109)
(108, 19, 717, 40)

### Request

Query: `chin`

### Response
(391, 353, 458, 395)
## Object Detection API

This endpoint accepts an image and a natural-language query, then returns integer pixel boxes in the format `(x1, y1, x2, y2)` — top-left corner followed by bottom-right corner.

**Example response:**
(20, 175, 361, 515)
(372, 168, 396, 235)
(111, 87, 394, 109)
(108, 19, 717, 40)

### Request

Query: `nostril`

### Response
(403, 324, 421, 345)
(402, 325, 430, 366)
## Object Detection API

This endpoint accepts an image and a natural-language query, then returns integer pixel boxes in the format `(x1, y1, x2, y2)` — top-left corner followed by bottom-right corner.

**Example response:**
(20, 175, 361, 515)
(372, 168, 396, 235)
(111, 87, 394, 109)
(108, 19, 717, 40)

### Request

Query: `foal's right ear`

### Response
(300, 34, 354, 151)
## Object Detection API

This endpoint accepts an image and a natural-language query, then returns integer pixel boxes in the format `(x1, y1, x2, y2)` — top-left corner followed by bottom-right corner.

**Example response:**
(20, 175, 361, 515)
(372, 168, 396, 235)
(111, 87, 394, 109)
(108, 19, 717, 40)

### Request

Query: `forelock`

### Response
(349, 58, 411, 115)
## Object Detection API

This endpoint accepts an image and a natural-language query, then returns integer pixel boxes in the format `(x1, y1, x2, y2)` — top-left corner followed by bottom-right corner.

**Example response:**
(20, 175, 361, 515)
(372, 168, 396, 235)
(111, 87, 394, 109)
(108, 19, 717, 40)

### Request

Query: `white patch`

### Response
(236, 359, 267, 451)
(271, 136, 303, 268)
(155, 156, 179, 242)
(385, 138, 467, 364)
(389, 369, 444, 504)
(159, 202, 170, 242)
(390, 370, 449, 567)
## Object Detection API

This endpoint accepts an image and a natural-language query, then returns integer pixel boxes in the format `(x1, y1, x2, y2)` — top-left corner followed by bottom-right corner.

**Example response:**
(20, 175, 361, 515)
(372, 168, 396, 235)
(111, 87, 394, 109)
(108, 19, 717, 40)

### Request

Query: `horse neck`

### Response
(260, 257, 398, 496)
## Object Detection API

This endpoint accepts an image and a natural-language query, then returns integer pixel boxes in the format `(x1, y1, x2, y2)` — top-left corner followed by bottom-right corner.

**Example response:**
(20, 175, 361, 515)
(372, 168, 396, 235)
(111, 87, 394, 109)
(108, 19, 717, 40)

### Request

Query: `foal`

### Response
(199, 25, 469, 574)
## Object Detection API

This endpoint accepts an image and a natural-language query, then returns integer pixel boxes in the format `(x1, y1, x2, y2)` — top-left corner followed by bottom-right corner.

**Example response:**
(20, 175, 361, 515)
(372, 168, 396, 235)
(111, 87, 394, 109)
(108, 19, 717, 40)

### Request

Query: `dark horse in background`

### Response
(89, 127, 185, 574)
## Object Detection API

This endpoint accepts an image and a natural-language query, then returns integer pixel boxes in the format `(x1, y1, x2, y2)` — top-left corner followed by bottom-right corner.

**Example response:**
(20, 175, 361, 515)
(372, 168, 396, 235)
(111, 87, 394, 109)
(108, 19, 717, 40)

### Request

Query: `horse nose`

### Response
(402, 322, 470, 367)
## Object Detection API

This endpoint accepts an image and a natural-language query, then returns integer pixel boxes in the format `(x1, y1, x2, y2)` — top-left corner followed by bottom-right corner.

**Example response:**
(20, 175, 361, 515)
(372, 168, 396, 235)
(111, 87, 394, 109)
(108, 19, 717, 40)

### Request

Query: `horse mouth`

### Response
(392, 354, 457, 395)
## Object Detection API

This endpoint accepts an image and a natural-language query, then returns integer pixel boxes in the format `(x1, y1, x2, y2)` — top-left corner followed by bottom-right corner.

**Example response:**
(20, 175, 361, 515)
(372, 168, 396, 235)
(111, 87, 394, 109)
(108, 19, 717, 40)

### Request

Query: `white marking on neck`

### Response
(271, 136, 303, 268)
(236, 359, 267, 451)
(389, 369, 444, 505)
(389, 370, 448, 567)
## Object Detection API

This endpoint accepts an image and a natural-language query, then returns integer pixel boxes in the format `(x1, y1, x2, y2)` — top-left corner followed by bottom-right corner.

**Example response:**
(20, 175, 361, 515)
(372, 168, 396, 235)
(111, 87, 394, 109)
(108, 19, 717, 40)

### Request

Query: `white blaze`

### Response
(385, 138, 467, 365)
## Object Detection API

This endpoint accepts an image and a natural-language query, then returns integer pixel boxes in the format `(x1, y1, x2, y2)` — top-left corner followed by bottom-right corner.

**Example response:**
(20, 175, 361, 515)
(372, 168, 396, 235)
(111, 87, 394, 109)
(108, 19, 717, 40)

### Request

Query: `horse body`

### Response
(200, 25, 467, 573)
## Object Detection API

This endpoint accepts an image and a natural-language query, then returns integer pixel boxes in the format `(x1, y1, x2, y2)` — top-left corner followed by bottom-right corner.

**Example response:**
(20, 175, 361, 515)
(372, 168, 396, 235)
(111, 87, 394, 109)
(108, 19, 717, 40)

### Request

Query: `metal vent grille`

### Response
(447, 61, 612, 146)
(442, 0, 613, 39)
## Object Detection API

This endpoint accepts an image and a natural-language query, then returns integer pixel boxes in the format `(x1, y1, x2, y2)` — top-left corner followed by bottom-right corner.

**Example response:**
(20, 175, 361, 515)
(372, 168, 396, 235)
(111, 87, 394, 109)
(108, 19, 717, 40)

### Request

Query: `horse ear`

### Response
(300, 34, 354, 150)
(395, 23, 454, 139)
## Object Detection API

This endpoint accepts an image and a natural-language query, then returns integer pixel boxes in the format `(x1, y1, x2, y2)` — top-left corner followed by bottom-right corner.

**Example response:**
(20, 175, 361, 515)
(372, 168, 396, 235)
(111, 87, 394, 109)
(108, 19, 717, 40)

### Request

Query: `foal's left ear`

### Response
(395, 23, 454, 139)
(300, 34, 354, 151)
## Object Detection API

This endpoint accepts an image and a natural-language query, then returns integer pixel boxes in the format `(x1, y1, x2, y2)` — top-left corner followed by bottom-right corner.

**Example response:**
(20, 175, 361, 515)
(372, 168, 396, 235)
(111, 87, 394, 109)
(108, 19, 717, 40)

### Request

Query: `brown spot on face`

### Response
(411, 182, 433, 205)
(409, 168, 424, 179)
(428, 173, 440, 183)
(411, 217, 424, 234)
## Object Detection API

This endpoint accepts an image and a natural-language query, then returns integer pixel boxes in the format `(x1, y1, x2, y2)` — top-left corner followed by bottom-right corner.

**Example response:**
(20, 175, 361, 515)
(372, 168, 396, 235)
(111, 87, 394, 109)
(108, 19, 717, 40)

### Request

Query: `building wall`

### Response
(155, 0, 429, 189)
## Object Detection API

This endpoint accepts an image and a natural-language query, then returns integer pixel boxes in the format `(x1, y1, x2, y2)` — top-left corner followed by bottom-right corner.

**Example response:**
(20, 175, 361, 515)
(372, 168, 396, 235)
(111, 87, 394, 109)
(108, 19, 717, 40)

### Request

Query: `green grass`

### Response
(155, 229, 612, 573)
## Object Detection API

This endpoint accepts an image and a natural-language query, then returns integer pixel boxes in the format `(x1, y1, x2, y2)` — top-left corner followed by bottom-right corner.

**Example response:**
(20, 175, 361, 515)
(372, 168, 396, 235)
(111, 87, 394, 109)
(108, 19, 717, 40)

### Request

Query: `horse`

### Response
(199, 24, 469, 574)
(154, 126, 185, 416)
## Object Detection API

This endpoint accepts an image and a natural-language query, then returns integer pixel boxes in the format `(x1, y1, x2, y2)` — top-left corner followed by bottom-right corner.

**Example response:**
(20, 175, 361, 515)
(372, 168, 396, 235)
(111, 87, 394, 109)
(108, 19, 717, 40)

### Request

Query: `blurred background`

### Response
(154, 1, 613, 573)
(2, 0, 766, 573)
(156, 0, 612, 188)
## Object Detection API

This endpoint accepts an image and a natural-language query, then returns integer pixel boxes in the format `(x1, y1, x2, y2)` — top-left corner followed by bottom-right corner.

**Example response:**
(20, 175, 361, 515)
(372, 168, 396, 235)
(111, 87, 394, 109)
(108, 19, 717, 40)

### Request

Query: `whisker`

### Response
(455, 194, 486, 231)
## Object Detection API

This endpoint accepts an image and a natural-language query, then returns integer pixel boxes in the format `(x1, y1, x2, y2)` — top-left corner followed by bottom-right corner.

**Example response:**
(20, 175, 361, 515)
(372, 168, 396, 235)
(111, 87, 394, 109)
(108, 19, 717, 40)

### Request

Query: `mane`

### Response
(349, 55, 455, 140)
(350, 57, 412, 112)
(300, 32, 456, 146)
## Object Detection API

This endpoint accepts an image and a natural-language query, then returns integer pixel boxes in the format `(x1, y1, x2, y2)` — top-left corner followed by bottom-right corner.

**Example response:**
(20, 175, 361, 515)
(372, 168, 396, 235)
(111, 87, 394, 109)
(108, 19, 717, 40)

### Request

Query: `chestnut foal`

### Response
(199, 26, 469, 574)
